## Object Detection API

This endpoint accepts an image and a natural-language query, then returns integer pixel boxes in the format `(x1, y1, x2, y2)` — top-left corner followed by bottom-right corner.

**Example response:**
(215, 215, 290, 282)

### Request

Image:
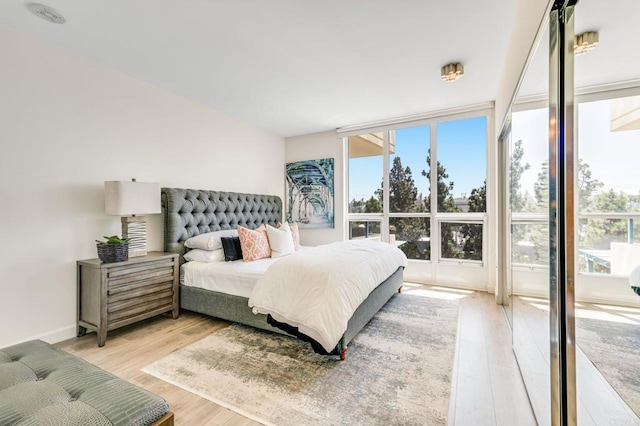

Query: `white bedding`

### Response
(248, 240, 408, 352)
(181, 257, 280, 298)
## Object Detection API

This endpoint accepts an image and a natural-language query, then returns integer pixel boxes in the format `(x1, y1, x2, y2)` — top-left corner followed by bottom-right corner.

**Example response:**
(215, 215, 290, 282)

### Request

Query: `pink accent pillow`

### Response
(288, 221, 301, 250)
(238, 225, 271, 261)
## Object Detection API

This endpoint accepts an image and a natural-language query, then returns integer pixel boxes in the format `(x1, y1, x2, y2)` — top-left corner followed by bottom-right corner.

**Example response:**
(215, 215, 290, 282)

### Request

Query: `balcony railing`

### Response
(510, 212, 640, 275)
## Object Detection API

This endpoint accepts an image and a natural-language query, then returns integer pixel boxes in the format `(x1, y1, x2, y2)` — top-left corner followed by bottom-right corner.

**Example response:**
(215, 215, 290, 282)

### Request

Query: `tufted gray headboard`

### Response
(161, 188, 282, 261)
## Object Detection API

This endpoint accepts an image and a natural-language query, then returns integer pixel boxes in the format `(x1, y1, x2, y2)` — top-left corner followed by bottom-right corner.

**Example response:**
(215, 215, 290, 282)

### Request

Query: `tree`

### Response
(348, 198, 365, 213)
(376, 157, 428, 259)
(510, 139, 531, 212)
(422, 150, 461, 259)
(581, 189, 630, 254)
(534, 160, 549, 211)
(462, 180, 486, 260)
(533, 158, 602, 211)
(364, 196, 382, 213)
(388, 156, 418, 212)
(422, 150, 459, 214)
(577, 159, 603, 212)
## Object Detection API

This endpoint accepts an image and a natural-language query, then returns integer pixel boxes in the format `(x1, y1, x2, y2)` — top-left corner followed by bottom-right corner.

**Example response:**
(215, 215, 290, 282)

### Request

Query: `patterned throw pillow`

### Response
(238, 225, 271, 261)
(288, 221, 301, 250)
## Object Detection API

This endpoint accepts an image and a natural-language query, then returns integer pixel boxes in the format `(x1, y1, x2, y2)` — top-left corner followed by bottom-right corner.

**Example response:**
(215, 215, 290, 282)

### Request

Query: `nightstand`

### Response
(76, 251, 179, 346)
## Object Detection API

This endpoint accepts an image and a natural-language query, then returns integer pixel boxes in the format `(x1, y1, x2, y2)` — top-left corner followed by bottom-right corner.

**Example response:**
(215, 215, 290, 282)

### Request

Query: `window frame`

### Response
(344, 106, 492, 267)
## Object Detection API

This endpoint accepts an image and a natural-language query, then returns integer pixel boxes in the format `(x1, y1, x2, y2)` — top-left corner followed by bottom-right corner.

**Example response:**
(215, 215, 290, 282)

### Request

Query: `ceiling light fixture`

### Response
(441, 63, 464, 82)
(28, 3, 66, 24)
(574, 31, 599, 55)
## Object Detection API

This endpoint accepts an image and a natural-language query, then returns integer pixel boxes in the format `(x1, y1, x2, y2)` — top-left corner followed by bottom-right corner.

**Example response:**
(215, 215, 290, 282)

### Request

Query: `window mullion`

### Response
(430, 124, 439, 262)
(382, 130, 390, 243)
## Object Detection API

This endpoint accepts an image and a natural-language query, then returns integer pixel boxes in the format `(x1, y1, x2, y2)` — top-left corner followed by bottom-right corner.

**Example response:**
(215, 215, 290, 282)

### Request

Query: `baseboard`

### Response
(4, 325, 77, 348)
(404, 277, 487, 292)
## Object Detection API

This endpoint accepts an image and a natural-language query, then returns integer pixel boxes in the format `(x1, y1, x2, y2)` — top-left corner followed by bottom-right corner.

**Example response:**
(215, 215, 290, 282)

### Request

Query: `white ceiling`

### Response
(518, 0, 640, 99)
(0, 1, 517, 137)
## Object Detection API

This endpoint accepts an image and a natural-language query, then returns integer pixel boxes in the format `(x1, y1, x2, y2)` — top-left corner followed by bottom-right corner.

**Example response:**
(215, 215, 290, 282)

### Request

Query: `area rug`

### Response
(143, 291, 458, 425)
(576, 310, 640, 416)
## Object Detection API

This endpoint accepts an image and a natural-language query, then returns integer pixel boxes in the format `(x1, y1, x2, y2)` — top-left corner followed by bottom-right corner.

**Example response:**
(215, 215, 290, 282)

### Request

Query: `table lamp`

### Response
(104, 179, 161, 257)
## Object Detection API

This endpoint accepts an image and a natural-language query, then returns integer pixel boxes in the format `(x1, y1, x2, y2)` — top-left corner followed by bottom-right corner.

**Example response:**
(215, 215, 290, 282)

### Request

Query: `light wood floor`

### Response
(56, 285, 536, 426)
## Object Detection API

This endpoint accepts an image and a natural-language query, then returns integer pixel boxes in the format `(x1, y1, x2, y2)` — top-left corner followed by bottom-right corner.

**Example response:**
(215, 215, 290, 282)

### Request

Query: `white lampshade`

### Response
(104, 181, 161, 216)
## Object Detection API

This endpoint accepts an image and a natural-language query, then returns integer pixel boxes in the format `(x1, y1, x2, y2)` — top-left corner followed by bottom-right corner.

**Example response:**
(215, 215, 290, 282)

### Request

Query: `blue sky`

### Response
(513, 99, 640, 198)
(349, 117, 487, 202)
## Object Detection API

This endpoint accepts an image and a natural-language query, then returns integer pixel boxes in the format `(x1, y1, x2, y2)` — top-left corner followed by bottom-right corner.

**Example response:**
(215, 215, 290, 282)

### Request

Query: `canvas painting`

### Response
(286, 158, 334, 229)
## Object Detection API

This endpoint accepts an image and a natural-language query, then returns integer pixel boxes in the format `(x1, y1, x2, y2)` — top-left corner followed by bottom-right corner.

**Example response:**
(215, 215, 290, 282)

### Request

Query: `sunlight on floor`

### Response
(402, 282, 473, 300)
(517, 295, 640, 324)
(574, 308, 638, 324)
(592, 304, 640, 314)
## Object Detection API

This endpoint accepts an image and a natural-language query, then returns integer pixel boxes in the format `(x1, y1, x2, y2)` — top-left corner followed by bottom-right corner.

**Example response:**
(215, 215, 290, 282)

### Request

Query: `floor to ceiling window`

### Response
(388, 125, 430, 261)
(344, 109, 491, 287)
(347, 132, 384, 241)
(576, 95, 640, 277)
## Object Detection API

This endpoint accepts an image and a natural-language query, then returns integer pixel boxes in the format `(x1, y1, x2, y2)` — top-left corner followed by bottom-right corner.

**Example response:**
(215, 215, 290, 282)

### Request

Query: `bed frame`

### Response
(161, 187, 403, 359)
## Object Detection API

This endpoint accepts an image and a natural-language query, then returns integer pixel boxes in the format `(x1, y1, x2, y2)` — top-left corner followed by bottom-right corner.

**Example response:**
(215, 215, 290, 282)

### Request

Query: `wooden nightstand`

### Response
(76, 251, 179, 346)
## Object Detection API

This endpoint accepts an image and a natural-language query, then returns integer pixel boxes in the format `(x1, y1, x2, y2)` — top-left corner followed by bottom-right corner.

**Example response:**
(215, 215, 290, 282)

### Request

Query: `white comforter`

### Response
(248, 239, 408, 352)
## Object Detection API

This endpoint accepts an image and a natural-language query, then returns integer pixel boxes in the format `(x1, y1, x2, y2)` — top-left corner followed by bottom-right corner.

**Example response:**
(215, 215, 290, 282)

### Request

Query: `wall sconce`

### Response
(441, 63, 464, 82)
(575, 31, 599, 55)
(104, 179, 161, 257)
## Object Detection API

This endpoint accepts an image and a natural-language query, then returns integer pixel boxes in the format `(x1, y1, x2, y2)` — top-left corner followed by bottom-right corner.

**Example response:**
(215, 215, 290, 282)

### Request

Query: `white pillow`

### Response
(266, 222, 295, 258)
(184, 229, 238, 251)
(184, 249, 225, 262)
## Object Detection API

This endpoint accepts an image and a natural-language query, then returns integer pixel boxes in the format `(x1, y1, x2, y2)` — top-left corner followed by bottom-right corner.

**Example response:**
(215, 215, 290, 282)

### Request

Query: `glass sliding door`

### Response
(572, 0, 640, 422)
(502, 0, 640, 424)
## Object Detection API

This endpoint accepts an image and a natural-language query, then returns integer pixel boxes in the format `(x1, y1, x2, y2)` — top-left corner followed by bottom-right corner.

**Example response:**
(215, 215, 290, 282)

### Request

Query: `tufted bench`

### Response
(0, 340, 173, 426)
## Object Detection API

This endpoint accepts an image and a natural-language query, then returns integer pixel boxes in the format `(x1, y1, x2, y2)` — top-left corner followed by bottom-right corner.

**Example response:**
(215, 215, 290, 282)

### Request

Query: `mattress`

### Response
(180, 257, 281, 298)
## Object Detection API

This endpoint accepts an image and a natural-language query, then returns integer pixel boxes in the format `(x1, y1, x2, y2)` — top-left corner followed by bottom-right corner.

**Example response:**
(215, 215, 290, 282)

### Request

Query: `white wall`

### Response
(285, 131, 344, 246)
(0, 25, 285, 348)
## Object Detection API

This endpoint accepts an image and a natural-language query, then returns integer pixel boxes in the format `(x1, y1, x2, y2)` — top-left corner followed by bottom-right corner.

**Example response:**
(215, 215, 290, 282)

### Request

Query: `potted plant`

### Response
(96, 235, 130, 263)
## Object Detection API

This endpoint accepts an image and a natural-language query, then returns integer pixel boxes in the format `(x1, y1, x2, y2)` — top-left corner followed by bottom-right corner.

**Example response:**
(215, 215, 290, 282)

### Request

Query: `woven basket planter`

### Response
(97, 243, 129, 263)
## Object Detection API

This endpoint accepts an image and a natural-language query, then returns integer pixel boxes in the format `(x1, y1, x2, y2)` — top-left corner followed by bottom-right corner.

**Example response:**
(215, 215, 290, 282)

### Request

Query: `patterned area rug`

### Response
(576, 311, 640, 416)
(143, 291, 458, 425)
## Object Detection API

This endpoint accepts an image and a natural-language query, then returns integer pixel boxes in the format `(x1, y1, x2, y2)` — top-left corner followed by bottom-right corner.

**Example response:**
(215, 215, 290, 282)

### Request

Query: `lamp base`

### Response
(121, 216, 147, 257)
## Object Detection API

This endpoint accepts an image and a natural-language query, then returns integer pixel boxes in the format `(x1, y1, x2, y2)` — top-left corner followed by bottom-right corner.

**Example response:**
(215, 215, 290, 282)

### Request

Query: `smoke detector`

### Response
(28, 3, 66, 24)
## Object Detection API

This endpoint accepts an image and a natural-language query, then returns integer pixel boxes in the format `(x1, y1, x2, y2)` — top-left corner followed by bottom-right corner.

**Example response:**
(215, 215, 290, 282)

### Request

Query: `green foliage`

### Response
(591, 189, 629, 213)
(372, 156, 430, 259)
(580, 190, 631, 252)
(467, 181, 486, 213)
(461, 180, 486, 260)
(387, 156, 418, 213)
(533, 158, 603, 212)
(578, 159, 604, 212)
(96, 235, 130, 245)
(510, 139, 531, 212)
(391, 217, 430, 260)
(364, 196, 382, 213)
(534, 160, 549, 210)
(422, 150, 459, 214)
(349, 198, 365, 213)
(422, 150, 462, 259)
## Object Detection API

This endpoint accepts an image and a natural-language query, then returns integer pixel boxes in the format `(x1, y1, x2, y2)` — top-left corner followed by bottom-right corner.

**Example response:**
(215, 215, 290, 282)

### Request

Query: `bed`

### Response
(161, 187, 405, 359)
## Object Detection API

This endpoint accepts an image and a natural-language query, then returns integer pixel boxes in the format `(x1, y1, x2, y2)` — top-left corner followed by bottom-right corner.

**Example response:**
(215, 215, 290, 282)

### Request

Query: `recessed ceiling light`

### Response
(28, 3, 66, 24)
(441, 63, 464, 82)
